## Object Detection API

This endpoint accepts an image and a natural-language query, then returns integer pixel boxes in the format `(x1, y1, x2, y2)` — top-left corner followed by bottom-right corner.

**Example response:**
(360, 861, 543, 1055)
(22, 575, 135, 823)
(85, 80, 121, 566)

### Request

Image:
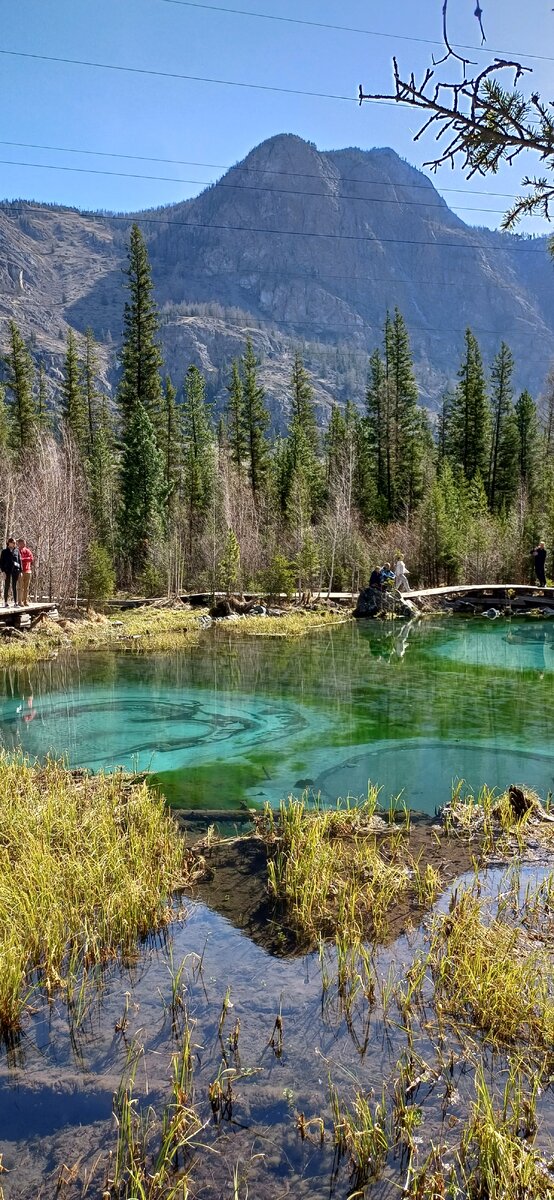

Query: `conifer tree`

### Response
(182, 365, 215, 559)
(514, 390, 539, 492)
(158, 376, 183, 517)
(0, 385, 9, 452)
(364, 347, 389, 515)
(437, 392, 453, 463)
(449, 328, 490, 482)
(4, 321, 38, 449)
(61, 329, 88, 456)
(488, 342, 515, 511)
(385, 308, 423, 516)
(118, 401, 166, 577)
(219, 528, 241, 594)
(90, 397, 118, 550)
(82, 329, 100, 454)
(226, 359, 247, 481)
(241, 338, 269, 500)
(37, 364, 52, 432)
(283, 352, 322, 519)
(117, 224, 163, 430)
(325, 404, 348, 491)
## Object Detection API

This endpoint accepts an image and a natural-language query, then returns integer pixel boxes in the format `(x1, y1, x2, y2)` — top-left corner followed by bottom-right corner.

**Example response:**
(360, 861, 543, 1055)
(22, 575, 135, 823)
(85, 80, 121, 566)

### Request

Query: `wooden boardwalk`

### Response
(0, 601, 58, 628)
(404, 583, 554, 612)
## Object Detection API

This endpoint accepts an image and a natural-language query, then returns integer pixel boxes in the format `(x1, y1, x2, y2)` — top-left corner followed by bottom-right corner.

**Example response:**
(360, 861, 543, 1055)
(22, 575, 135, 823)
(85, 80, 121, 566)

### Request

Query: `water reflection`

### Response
(0, 618, 552, 813)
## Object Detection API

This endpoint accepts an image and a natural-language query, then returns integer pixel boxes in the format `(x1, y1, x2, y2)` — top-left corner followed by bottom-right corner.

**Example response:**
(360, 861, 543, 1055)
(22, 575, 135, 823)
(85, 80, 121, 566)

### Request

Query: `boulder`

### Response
(353, 587, 417, 620)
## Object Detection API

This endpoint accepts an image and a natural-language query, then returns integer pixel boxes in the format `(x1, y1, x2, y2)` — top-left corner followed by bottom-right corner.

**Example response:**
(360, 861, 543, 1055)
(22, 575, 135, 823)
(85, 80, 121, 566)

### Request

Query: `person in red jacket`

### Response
(17, 538, 34, 606)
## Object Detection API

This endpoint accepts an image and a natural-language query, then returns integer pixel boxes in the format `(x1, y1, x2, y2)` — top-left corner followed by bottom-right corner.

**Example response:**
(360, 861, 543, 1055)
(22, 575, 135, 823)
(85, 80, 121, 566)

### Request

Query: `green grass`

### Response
(218, 609, 348, 637)
(258, 794, 424, 946)
(0, 755, 188, 1038)
(429, 890, 554, 1047)
(0, 604, 349, 667)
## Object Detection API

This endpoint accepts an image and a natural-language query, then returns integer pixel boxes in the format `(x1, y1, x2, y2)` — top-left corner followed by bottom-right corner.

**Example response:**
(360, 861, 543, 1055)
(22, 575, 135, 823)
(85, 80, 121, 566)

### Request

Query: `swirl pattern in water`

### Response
(1, 617, 553, 812)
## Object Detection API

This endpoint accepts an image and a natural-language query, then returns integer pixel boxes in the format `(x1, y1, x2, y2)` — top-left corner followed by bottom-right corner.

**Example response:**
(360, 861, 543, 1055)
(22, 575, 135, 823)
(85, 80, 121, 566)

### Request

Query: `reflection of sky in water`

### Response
(431, 625, 554, 672)
(1, 618, 553, 814)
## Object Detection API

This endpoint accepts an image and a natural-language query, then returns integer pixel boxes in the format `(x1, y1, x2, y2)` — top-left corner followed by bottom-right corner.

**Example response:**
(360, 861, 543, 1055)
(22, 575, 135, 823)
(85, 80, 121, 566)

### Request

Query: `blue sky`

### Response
(1, 0, 552, 231)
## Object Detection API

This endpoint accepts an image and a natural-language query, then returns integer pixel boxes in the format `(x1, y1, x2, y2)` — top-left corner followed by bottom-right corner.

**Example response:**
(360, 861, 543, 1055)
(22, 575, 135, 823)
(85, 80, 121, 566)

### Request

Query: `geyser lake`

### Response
(1, 615, 553, 813)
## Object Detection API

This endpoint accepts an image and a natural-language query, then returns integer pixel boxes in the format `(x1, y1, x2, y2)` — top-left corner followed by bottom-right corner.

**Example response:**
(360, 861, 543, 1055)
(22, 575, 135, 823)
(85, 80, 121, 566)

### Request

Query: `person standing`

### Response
(0, 538, 22, 606)
(17, 538, 34, 606)
(531, 540, 547, 587)
(394, 556, 410, 593)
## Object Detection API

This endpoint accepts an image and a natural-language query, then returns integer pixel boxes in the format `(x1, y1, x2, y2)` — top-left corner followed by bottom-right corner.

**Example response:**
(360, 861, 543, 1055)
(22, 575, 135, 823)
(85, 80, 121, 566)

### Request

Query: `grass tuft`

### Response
(429, 890, 554, 1047)
(0, 755, 188, 1038)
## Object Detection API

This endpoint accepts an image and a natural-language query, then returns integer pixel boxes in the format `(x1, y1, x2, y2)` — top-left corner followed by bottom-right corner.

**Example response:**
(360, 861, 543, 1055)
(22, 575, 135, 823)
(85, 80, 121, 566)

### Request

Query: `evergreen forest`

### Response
(2, 223, 554, 603)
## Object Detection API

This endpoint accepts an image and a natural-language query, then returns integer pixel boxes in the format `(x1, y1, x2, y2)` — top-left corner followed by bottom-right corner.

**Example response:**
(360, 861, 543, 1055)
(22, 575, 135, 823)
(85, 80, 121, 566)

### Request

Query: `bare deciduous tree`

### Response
(14, 432, 90, 602)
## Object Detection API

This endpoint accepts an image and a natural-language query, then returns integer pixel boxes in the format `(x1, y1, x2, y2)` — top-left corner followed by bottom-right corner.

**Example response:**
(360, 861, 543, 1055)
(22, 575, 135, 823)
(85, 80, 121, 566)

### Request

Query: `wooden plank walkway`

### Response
(404, 583, 554, 610)
(0, 601, 58, 628)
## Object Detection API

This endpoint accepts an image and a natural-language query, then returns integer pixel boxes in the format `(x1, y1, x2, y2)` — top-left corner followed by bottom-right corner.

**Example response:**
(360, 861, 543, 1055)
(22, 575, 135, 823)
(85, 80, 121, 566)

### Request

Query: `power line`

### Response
(0, 155, 509, 215)
(0, 138, 523, 201)
(156, 0, 554, 64)
(163, 298, 549, 341)
(0, 46, 359, 102)
(5, 199, 547, 254)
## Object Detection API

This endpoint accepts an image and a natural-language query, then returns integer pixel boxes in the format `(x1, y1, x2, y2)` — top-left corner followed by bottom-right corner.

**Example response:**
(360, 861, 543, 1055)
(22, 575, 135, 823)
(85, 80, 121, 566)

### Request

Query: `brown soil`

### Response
(187, 815, 479, 954)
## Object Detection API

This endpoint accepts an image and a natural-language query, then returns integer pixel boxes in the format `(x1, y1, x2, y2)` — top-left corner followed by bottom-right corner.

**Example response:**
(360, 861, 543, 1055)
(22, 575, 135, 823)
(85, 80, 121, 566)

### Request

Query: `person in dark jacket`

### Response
(0, 538, 22, 606)
(531, 540, 547, 587)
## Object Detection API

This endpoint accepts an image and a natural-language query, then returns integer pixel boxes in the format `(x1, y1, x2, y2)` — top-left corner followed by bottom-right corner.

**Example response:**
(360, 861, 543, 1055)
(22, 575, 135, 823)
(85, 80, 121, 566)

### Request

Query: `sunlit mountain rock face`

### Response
(1, 133, 553, 424)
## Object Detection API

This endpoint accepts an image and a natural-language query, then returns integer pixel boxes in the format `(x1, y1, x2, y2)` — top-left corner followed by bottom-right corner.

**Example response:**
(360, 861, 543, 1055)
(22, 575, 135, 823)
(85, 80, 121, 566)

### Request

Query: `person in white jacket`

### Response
(394, 557, 410, 592)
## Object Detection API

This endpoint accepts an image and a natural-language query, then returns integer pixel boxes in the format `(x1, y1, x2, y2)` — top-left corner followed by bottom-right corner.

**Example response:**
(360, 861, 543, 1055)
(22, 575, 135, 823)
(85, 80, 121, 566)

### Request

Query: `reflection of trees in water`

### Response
(0, 621, 552, 765)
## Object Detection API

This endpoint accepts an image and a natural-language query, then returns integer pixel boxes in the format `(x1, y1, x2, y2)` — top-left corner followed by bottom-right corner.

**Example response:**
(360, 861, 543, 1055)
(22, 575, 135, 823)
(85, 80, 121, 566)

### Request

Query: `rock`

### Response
(484, 607, 501, 619)
(353, 586, 417, 620)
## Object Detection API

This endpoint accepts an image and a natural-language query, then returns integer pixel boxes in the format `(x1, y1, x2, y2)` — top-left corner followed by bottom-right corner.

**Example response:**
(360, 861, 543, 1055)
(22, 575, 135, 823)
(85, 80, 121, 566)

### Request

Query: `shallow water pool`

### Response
(0, 616, 553, 812)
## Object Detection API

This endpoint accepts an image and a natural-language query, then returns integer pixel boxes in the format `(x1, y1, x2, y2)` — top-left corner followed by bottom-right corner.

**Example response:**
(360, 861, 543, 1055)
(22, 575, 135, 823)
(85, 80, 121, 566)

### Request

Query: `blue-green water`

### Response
(1, 617, 553, 813)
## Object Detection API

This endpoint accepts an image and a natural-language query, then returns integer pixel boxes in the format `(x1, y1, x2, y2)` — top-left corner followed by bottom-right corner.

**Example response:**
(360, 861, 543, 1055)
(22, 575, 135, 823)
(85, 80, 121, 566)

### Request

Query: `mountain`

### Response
(1, 133, 553, 424)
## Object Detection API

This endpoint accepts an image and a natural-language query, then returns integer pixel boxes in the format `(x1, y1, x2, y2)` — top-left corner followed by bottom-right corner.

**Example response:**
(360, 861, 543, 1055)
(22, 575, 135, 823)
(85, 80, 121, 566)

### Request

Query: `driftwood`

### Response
(504, 785, 554, 824)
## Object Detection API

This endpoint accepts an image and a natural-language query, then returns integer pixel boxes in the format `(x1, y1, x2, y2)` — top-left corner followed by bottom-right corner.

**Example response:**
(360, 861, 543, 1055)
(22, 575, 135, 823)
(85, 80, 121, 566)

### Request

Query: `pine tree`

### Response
(241, 338, 269, 499)
(218, 528, 241, 595)
(182, 365, 215, 560)
(514, 390, 539, 492)
(61, 329, 88, 456)
(226, 359, 247, 481)
(283, 352, 322, 519)
(449, 328, 490, 482)
(82, 329, 100, 454)
(118, 401, 166, 577)
(488, 342, 514, 511)
(385, 308, 423, 516)
(158, 376, 183, 517)
(90, 397, 118, 549)
(495, 411, 520, 512)
(437, 392, 453, 463)
(4, 321, 38, 449)
(0, 385, 9, 452)
(117, 224, 163, 431)
(325, 403, 347, 487)
(364, 346, 389, 515)
(37, 364, 52, 432)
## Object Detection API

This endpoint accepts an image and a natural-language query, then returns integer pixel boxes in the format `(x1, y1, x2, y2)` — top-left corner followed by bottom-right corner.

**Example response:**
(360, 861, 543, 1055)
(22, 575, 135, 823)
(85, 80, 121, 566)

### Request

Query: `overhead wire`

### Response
(0, 139, 524, 200)
(0, 47, 359, 102)
(0, 155, 510, 215)
(156, 0, 554, 64)
(4, 199, 547, 253)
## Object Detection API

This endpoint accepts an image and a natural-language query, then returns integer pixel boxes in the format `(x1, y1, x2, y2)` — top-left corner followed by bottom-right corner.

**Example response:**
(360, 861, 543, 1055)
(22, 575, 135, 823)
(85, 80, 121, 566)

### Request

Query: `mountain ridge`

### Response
(1, 132, 553, 423)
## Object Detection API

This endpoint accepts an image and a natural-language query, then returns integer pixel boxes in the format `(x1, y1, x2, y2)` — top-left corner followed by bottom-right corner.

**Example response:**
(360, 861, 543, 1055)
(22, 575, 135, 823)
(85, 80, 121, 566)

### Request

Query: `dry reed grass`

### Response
(0, 755, 188, 1038)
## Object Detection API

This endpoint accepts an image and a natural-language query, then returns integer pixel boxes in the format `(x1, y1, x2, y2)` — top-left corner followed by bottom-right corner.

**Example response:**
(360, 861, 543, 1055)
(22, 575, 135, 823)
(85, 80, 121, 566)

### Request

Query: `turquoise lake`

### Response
(0, 616, 553, 813)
